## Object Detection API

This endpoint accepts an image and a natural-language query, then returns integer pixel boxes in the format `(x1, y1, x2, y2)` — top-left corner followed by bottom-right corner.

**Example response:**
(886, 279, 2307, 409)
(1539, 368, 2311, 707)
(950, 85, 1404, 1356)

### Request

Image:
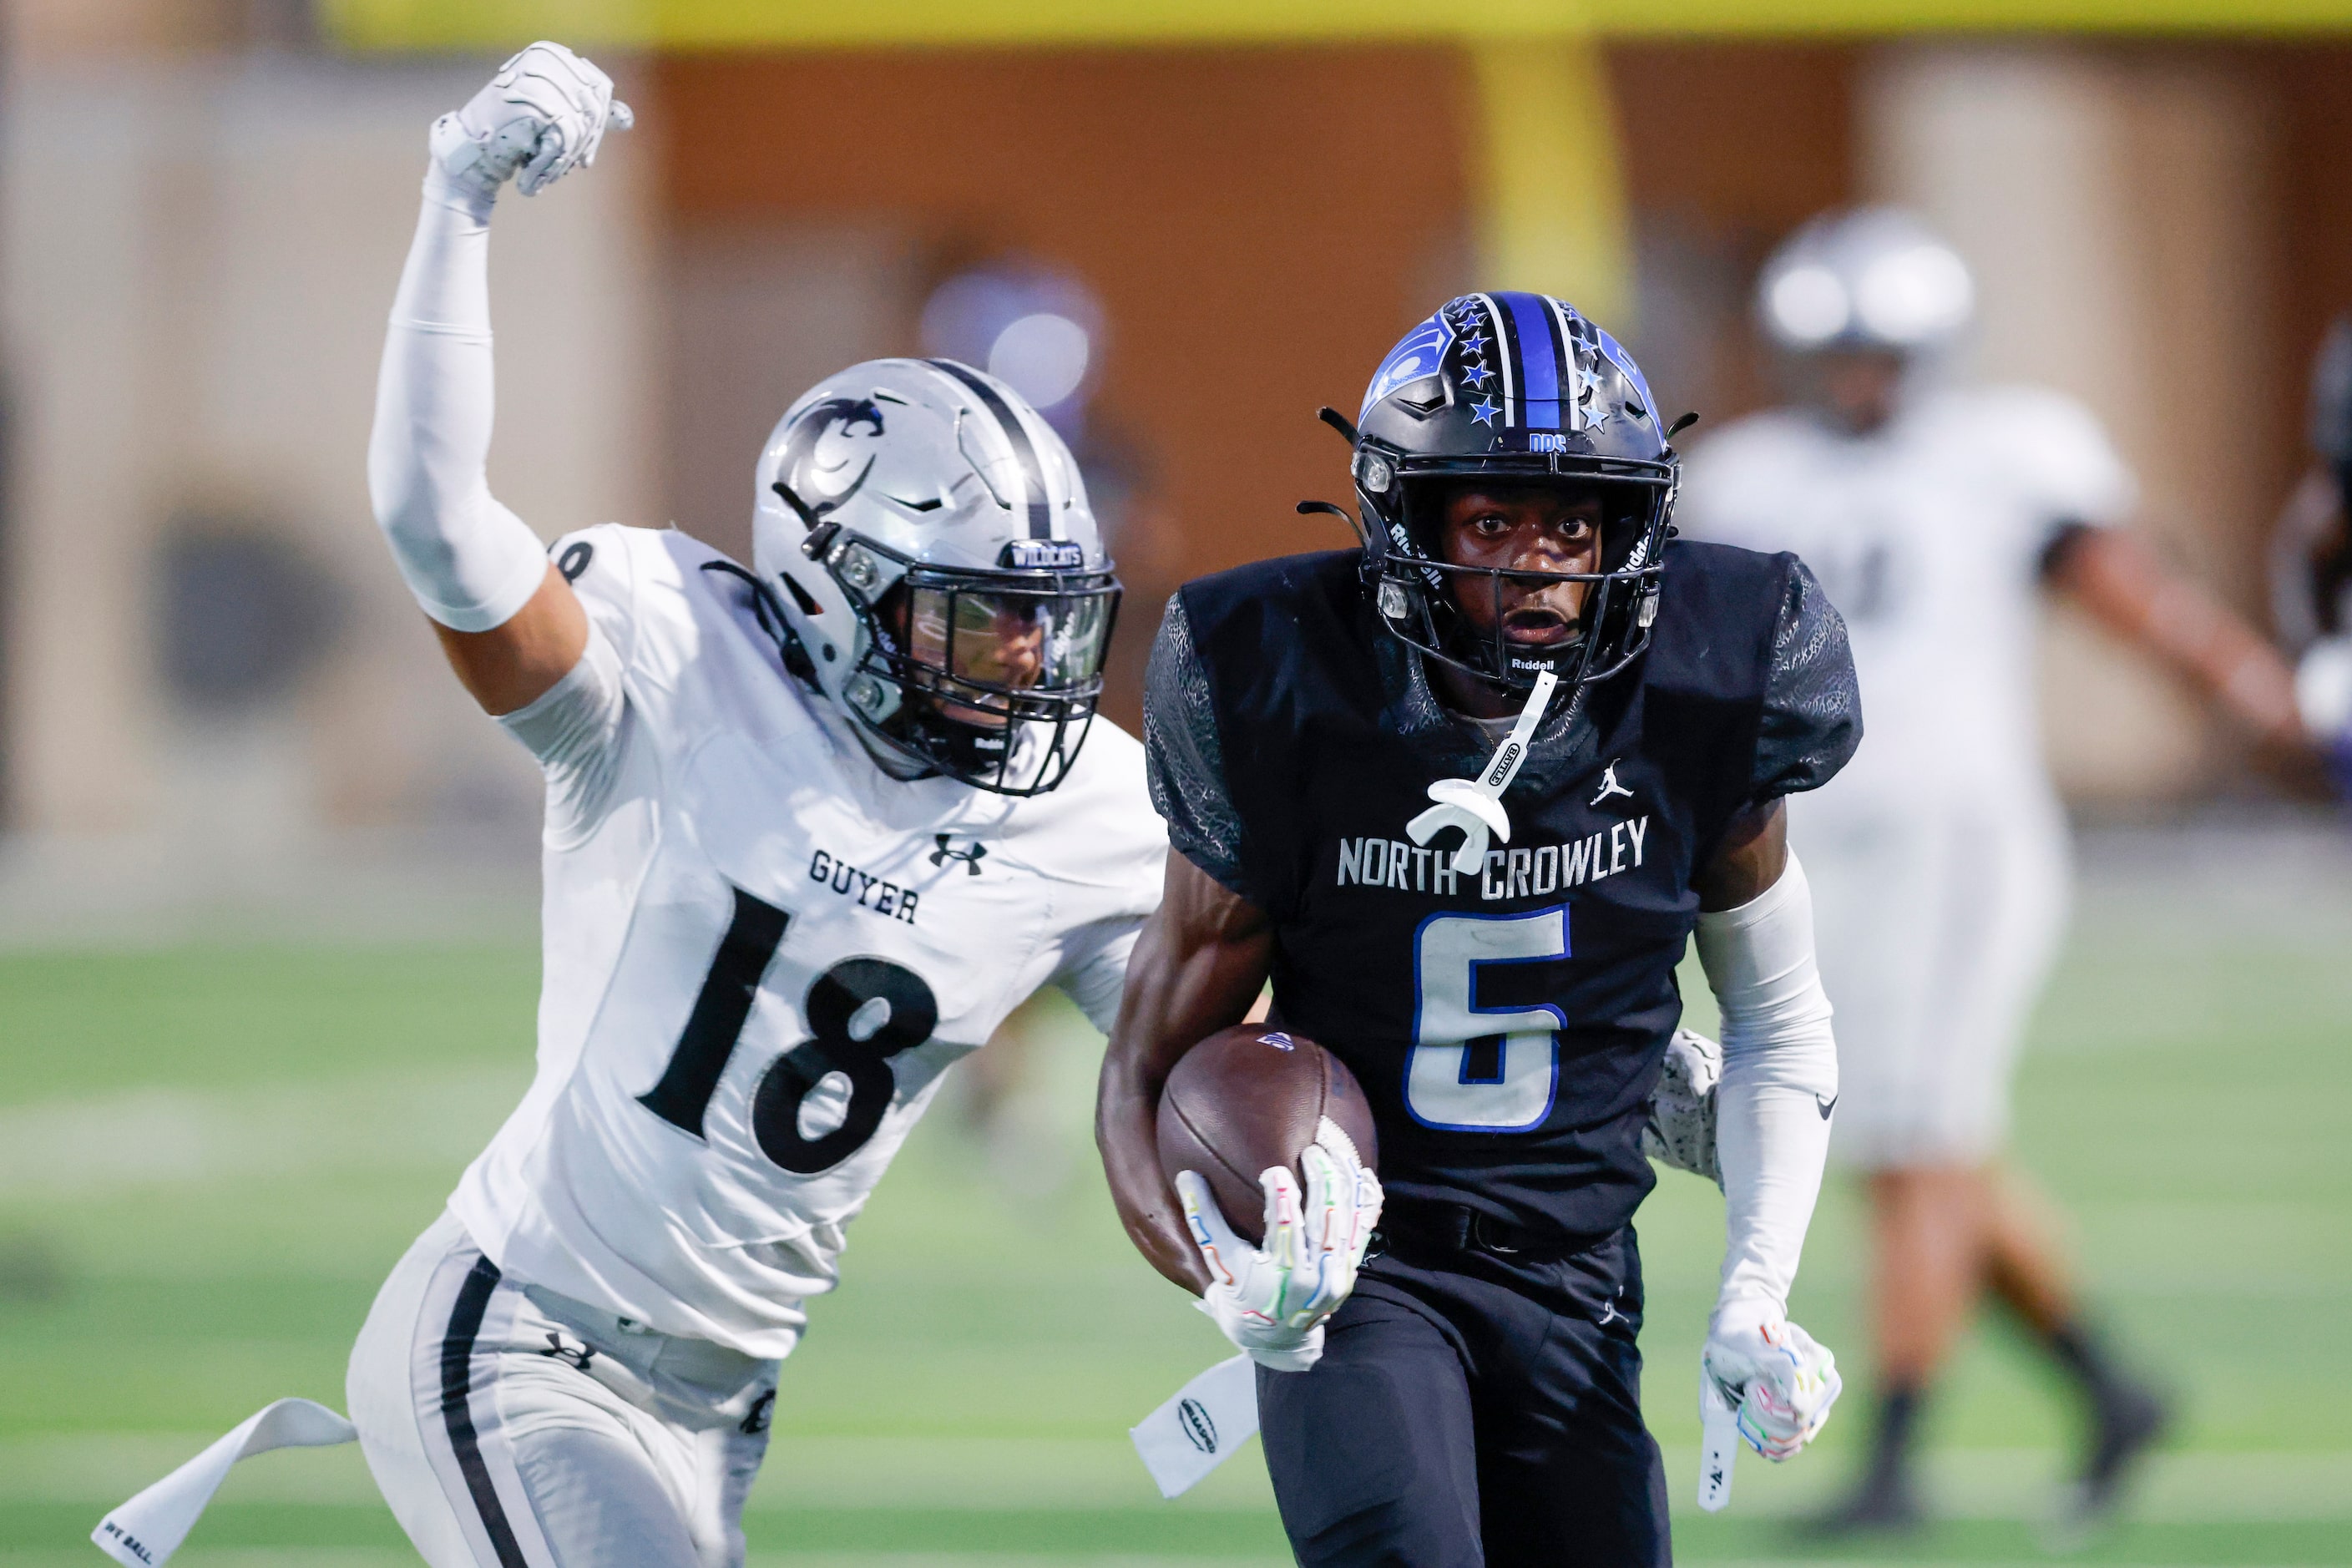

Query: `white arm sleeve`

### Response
(366, 164, 551, 633)
(1694, 852, 1838, 1327)
(496, 621, 626, 840)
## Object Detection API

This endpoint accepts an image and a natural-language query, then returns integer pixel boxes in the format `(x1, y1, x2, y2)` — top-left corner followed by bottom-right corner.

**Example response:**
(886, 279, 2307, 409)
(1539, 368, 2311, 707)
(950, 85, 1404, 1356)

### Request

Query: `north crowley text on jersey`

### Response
(1334, 818, 1650, 900)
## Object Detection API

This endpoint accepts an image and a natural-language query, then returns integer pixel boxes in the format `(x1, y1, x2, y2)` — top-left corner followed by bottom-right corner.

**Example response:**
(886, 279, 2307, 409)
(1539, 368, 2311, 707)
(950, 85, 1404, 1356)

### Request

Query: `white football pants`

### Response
(348, 1212, 778, 1568)
(1791, 789, 2070, 1169)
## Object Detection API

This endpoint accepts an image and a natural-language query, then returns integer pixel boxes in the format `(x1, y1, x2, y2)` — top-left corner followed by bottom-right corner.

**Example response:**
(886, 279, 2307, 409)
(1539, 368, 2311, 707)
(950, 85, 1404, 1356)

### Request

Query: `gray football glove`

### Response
(1641, 1026, 1722, 1186)
(430, 41, 632, 201)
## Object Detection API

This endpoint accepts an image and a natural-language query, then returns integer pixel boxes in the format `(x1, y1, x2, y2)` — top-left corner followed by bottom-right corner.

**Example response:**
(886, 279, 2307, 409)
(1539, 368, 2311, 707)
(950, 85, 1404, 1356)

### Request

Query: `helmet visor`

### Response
(846, 551, 1122, 797)
(904, 578, 1117, 698)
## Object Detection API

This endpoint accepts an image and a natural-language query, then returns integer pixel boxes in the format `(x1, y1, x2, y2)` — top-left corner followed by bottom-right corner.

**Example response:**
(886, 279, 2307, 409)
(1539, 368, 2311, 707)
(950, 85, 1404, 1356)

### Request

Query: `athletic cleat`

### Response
(1801, 1470, 1925, 1539)
(2051, 1378, 2173, 1540)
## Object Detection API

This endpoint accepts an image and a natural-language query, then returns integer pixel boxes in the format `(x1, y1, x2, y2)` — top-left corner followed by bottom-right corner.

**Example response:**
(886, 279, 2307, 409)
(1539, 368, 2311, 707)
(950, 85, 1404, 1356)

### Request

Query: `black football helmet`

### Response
(1345, 291, 1679, 694)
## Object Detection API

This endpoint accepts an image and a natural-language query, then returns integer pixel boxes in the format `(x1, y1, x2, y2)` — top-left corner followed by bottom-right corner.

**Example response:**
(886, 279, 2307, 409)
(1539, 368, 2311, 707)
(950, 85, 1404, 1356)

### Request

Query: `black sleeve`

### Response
(1141, 594, 1252, 896)
(1752, 559, 1863, 802)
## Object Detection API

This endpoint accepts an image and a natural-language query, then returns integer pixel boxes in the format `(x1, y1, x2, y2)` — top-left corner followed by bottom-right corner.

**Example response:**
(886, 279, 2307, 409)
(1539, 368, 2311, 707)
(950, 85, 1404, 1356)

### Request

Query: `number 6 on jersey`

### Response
(1406, 906, 1568, 1131)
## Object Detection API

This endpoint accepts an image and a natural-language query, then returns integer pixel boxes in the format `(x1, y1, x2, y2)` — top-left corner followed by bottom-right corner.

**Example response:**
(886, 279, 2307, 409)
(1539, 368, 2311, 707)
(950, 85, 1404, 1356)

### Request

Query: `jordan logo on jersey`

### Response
(1590, 762, 1634, 807)
(930, 835, 987, 875)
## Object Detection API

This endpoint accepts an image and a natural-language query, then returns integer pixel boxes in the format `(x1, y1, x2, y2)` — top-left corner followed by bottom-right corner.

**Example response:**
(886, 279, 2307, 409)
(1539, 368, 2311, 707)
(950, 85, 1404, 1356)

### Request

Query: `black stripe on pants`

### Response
(439, 1256, 531, 1568)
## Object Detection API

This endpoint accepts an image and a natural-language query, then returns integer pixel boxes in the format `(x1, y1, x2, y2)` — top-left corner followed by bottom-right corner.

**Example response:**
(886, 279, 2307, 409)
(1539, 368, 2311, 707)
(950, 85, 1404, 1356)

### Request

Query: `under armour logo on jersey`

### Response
(538, 1332, 594, 1372)
(931, 835, 987, 875)
(1591, 762, 1635, 807)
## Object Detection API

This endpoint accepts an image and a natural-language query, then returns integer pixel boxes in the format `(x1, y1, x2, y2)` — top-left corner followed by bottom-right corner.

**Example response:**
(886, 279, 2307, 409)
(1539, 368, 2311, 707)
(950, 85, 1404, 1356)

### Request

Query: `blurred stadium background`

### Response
(3, 1, 2350, 1564)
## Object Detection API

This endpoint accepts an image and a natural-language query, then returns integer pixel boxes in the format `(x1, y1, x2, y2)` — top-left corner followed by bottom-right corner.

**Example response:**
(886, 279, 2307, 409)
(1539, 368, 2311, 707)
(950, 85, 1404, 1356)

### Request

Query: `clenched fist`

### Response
(431, 41, 631, 202)
(1702, 1303, 1843, 1461)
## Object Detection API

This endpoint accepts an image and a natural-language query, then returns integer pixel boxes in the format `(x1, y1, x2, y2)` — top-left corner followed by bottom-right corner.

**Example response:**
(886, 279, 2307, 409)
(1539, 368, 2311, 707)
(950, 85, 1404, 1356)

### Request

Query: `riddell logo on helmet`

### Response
(1001, 539, 1085, 569)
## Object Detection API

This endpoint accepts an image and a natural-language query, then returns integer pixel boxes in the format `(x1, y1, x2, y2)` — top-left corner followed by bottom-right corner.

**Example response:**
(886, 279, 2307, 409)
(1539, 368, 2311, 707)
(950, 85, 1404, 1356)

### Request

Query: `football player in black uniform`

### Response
(1099, 292, 1864, 1566)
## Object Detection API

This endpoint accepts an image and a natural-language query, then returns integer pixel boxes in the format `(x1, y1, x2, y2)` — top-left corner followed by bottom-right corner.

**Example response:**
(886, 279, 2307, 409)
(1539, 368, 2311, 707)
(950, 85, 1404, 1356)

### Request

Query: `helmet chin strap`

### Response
(1406, 667, 1560, 875)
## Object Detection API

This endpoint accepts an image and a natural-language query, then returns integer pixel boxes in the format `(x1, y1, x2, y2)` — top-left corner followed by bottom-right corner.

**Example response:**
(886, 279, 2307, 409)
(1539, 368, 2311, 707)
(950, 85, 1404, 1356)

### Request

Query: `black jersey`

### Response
(1144, 543, 1859, 1242)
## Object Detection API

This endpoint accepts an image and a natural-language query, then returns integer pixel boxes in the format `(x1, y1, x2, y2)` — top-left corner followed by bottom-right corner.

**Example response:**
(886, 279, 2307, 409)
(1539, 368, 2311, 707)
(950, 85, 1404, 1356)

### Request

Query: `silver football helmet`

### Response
(1757, 207, 1975, 355)
(751, 358, 1120, 796)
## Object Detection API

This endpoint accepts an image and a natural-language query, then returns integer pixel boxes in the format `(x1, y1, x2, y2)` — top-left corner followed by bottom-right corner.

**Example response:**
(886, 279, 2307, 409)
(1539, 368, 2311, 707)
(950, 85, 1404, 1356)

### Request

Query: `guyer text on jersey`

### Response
(807, 848, 922, 924)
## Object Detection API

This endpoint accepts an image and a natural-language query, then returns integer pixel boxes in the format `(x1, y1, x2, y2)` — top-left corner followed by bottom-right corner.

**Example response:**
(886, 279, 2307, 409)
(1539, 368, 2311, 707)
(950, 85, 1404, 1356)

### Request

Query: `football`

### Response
(1156, 1024, 1379, 1245)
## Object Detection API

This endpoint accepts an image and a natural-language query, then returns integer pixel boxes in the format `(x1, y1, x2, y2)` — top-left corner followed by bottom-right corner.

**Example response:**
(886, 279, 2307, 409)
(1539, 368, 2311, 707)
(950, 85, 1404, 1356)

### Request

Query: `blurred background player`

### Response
(1676, 207, 2314, 1535)
(2275, 317, 2352, 787)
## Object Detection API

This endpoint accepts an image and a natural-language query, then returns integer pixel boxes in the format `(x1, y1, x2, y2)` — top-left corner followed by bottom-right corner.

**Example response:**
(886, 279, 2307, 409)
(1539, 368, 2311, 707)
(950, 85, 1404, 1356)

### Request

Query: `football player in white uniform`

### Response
(1677, 209, 2311, 1533)
(2275, 316, 2352, 782)
(345, 44, 1164, 1568)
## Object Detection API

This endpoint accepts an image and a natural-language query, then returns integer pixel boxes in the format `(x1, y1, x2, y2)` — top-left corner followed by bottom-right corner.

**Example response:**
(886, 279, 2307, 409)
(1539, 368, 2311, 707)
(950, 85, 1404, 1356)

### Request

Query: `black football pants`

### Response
(1255, 1226, 1671, 1568)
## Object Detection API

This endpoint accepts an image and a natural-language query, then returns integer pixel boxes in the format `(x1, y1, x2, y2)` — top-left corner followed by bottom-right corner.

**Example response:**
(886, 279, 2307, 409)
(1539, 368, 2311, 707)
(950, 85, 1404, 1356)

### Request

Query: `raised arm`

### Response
(1094, 850, 1273, 1293)
(367, 42, 629, 716)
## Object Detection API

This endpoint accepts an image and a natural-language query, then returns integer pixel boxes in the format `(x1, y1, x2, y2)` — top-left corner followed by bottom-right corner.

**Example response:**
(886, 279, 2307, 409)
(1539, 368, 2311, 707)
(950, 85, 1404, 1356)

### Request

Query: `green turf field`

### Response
(2, 847, 2347, 1566)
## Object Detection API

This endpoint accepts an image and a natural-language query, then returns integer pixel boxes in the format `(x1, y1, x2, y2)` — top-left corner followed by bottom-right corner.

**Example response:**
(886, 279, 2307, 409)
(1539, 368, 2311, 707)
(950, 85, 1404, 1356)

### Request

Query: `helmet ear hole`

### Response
(778, 571, 824, 618)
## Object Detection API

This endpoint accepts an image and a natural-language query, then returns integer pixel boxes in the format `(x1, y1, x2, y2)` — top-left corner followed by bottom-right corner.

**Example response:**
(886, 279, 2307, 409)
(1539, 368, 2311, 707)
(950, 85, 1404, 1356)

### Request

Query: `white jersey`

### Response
(1677, 385, 2135, 806)
(449, 524, 1166, 1358)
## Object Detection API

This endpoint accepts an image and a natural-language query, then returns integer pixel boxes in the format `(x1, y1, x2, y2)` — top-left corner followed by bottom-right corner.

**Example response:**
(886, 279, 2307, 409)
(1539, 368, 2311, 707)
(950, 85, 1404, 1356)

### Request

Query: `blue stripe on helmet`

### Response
(1500, 291, 1564, 431)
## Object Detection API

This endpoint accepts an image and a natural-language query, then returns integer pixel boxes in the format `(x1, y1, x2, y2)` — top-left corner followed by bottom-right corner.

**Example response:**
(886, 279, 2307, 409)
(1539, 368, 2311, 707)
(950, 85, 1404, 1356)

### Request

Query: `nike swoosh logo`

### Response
(1816, 1095, 1838, 1120)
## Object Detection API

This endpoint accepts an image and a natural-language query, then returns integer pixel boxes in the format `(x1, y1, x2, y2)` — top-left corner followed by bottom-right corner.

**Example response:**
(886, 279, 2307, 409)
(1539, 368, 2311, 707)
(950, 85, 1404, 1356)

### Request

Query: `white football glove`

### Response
(431, 41, 632, 201)
(1702, 1302, 1842, 1461)
(1176, 1117, 1382, 1373)
(1641, 1027, 1722, 1186)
